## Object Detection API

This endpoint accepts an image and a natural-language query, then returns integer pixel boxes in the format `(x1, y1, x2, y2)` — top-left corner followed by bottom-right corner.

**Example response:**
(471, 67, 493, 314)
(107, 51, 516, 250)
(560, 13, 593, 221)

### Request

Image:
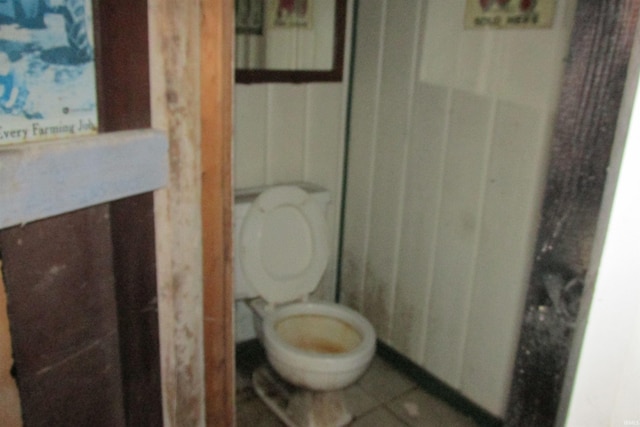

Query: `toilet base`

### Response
(252, 365, 352, 427)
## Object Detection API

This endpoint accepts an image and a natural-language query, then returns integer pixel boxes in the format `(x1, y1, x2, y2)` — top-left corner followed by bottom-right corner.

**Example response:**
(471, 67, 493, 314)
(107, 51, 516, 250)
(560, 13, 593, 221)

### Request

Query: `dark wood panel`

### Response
(0, 206, 126, 427)
(109, 193, 162, 427)
(506, 1, 640, 425)
(95, 0, 162, 425)
(94, 0, 151, 132)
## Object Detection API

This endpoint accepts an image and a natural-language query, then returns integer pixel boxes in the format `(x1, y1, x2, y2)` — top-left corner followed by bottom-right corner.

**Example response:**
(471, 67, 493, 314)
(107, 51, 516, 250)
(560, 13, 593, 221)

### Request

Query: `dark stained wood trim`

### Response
(202, 0, 235, 425)
(506, 1, 640, 425)
(95, 0, 163, 425)
(94, 1, 151, 132)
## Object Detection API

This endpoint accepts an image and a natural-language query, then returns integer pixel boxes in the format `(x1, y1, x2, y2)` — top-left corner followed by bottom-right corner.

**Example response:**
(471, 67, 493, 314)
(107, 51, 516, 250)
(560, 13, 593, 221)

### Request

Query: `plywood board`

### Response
(0, 129, 168, 229)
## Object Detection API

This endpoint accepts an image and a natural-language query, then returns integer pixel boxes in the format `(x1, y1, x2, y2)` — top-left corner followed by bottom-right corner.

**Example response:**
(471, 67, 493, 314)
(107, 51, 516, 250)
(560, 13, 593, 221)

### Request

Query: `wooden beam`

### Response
(148, 0, 207, 424)
(201, 0, 235, 425)
(95, 0, 164, 424)
(0, 130, 168, 229)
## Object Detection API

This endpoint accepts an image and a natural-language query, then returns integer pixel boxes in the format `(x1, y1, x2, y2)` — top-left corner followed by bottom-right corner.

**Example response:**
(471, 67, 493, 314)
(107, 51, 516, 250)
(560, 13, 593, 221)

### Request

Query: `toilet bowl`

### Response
(263, 301, 376, 390)
(235, 184, 376, 391)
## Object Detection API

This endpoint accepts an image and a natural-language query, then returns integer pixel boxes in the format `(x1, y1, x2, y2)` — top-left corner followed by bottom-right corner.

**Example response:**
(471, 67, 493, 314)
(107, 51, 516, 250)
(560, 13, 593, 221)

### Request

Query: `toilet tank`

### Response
(233, 182, 331, 300)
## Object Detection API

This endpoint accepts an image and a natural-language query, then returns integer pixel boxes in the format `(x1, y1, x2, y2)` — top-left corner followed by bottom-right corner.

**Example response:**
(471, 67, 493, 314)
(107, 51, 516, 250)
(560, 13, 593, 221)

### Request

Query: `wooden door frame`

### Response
(506, 1, 640, 425)
(201, 0, 235, 425)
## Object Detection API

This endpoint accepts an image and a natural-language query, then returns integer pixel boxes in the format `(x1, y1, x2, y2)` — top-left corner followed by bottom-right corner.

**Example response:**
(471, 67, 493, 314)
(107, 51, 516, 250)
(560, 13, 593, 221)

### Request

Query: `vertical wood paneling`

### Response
(305, 84, 344, 299)
(391, 82, 449, 363)
(234, 85, 268, 188)
(363, 0, 419, 339)
(345, 0, 577, 415)
(267, 85, 307, 183)
(423, 90, 494, 386)
(304, 84, 343, 189)
(461, 101, 546, 414)
(340, 0, 385, 310)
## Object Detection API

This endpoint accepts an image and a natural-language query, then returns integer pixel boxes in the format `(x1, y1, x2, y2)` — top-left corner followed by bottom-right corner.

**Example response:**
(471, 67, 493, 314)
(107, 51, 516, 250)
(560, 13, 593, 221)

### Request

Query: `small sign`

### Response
(0, 0, 97, 145)
(267, 0, 313, 29)
(465, 0, 557, 29)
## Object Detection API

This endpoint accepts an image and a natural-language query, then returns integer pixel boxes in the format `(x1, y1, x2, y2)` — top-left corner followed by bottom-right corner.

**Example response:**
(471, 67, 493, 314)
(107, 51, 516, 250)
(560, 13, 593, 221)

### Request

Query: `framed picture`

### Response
(236, 0, 265, 35)
(268, 0, 312, 29)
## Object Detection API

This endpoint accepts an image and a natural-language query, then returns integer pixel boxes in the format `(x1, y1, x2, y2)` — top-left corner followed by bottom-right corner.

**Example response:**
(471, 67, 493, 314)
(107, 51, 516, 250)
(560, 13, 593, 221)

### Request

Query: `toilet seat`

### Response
(239, 186, 329, 304)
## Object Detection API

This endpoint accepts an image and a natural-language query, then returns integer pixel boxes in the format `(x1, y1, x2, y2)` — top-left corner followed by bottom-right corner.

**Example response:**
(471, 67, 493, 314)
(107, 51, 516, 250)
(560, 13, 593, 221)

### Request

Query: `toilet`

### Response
(234, 183, 376, 391)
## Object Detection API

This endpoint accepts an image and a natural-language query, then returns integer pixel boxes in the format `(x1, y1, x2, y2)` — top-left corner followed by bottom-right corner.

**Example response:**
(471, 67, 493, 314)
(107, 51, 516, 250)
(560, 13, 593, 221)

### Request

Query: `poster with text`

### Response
(0, 0, 96, 145)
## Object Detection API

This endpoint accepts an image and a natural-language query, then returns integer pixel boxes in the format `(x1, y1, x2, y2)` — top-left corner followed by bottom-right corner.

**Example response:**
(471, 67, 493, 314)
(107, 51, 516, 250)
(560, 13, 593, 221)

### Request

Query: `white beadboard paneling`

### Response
(234, 85, 268, 188)
(460, 101, 547, 415)
(419, 0, 464, 86)
(363, 0, 420, 340)
(305, 83, 344, 300)
(423, 89, 494, 386)
(340, 0, 386, 310)
(308, 0, 336, 70)
(391, 82, 449, 364)
(344, 0, 575, 416)
(266, 84, 307, 183)
(420, 0, 575, 108)
(304, 84, 344, 191)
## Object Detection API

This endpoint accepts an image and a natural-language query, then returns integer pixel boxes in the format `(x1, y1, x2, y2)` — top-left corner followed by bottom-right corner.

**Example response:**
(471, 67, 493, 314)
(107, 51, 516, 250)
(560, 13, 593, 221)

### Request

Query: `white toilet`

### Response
(234, 183, 376, 391)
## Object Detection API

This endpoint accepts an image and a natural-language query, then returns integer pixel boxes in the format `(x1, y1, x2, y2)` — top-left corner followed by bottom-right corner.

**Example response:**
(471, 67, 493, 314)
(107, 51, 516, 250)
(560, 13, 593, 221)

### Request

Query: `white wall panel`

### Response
(234, 85, 268, 188)
(340, 0, 385, 311)
(362, 0, 421, 340)
(266, 85, 307, 184)
(460, 100, 547, 414)
(342, 0, 575, 416)
(423, 90, 494, 386)
(305, 84, 346, 300)
(391, 82, 449, 363)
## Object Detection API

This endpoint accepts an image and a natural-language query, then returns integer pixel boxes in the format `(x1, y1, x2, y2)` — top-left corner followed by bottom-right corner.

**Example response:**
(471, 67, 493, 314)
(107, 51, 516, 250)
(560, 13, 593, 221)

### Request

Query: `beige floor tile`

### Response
(343, 383, 380, 417)
(387, 388, 478, 427)
(236, 397, 286, 427)
(357, 356, 417, 403)
(350, 407, 409, 427)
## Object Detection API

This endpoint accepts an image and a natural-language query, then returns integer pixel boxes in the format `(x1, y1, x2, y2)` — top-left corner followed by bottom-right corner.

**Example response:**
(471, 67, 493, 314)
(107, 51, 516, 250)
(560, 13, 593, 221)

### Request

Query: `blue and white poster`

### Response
(0, 0, 97, 145)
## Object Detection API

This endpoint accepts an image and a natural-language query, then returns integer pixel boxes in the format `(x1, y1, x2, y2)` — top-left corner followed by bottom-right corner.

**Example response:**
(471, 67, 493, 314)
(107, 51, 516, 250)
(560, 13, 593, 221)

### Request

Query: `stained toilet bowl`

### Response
(235, 184, 377, 391)
(262, 301, 376, 391)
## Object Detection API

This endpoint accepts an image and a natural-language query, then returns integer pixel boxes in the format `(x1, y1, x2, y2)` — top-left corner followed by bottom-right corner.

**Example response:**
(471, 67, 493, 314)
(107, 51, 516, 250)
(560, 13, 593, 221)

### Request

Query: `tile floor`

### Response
(236, 343, 479, 427)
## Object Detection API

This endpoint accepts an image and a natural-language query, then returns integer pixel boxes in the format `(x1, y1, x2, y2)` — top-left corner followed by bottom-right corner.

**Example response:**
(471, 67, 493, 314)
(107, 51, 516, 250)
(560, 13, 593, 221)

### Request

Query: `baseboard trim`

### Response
(376, 340, 503, 427)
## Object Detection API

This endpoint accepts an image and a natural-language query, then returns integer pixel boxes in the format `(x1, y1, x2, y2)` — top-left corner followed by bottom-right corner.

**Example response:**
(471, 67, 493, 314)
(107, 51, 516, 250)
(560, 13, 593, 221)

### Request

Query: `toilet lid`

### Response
(239, 186, 329, 304)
